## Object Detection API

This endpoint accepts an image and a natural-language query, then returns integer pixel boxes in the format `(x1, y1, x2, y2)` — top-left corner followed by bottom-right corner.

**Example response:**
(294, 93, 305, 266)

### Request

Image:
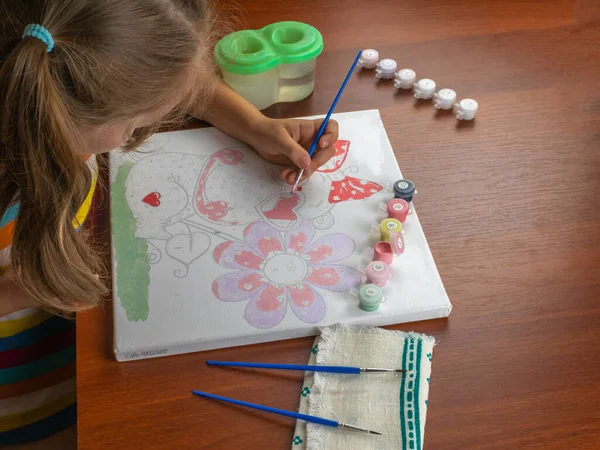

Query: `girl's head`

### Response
(0, 0, 217, 312)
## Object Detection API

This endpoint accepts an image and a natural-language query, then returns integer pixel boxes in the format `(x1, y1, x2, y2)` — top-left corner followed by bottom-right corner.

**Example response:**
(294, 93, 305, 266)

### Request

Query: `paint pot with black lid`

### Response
(393, 179, 416, 202)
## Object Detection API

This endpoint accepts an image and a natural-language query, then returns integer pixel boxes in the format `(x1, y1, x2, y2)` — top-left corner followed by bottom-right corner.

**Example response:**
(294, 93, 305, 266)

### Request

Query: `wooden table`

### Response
(77, 1, 600, 448)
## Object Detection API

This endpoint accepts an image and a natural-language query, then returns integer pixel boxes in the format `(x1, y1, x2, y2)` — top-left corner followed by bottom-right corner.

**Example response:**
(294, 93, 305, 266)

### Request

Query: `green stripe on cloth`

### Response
(0, 345, 75, 385)
(414, 339, 423, 450)
(399, 338, 424, 450)
(399, 337, 408, 449)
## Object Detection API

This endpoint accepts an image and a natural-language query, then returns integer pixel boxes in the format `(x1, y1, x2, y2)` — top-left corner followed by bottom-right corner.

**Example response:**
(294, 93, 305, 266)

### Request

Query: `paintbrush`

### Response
(192, 390, 382, 435)
(206, 360, 405, 374)
(290, 50, 363, 195)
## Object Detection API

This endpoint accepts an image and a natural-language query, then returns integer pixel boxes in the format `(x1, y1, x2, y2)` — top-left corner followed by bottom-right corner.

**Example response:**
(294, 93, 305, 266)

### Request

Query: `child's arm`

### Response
(198, 82, 339, 184)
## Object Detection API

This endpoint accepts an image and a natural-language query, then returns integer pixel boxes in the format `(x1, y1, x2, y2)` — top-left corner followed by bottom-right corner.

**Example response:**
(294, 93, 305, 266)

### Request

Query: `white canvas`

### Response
(109, 110, 451, 361)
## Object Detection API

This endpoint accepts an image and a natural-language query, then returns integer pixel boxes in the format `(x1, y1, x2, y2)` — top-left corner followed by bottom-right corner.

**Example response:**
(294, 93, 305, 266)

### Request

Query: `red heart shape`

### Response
(142, 192, 161, 207)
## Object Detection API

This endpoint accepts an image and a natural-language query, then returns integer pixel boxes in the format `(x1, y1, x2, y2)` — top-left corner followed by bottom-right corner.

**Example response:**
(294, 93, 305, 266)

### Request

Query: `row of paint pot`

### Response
(357, 179, 415, 312)
(357, 49, 478, 120)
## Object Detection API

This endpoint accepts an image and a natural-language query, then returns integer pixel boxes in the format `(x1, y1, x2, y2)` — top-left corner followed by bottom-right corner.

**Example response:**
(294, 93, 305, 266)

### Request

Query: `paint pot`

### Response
(380, 218, 402, 242)
(390, 231, 405, 255)
(374, 241, 394, 264)
(413, 78, 436, 100)
(454, 98, 478, 120)
(386, 198, 410, 222)
(394, 68, 417, 89)
(366, 261, 390, 287)
(433, 88, 457, 110)
(359, 284, 383, 312)
(393, 179, 416, 202)
(357, 49, 379, 69)
(375, 58, 397, 79)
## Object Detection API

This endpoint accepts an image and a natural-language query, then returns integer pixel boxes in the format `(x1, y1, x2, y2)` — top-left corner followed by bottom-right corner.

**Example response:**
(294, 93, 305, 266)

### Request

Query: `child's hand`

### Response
(250, 118, 339, 184)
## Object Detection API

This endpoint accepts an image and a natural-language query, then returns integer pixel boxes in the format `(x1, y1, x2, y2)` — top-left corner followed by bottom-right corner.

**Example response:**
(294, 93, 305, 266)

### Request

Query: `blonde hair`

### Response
(0, 0, 218, 313)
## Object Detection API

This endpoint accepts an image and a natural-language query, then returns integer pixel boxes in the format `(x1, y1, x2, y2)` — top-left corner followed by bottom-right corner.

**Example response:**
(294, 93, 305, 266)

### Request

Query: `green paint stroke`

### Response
(111, 162, 150, 322)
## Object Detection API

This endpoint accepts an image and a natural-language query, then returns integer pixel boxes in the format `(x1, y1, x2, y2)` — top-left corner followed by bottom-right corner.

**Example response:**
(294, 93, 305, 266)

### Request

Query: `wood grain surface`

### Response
(77, 1, 600, 449)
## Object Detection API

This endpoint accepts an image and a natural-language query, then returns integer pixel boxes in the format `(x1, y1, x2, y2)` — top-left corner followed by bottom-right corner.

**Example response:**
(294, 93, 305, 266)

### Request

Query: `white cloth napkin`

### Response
(292, 324, 435, 450)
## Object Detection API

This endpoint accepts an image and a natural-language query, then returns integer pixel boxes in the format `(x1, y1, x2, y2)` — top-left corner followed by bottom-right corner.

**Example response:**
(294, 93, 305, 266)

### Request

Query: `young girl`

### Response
(0, 0, 338, 446)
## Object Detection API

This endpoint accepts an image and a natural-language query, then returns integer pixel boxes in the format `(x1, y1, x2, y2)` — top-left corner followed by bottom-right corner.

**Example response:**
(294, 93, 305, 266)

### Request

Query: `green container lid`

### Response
(215, 21, 324, 75)
(359, 284, 383, 312)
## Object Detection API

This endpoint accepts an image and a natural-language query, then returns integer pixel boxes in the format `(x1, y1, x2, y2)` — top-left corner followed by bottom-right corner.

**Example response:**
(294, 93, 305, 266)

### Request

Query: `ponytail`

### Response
(1, 0, 219, 313)
(0, 38, 106, 312)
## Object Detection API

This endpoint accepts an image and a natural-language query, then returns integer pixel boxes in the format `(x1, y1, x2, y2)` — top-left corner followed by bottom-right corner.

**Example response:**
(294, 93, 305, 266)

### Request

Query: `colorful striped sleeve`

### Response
(0, 157, 97, 444)
(0, 309, 76, 445)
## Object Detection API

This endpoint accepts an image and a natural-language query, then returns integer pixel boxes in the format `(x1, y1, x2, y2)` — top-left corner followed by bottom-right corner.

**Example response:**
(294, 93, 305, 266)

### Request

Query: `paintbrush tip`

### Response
(369, 430, 383, 435)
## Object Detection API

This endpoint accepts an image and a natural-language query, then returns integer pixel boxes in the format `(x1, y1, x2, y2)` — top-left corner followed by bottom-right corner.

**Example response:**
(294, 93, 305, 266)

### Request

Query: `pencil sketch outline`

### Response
(121, 140, 382, 281)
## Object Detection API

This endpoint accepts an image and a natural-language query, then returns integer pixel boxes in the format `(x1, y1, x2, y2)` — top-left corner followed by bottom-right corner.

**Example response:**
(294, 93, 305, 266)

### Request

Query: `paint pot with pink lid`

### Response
(386, 198, 410, 222)
(374, 241, 394, 264)
(366, 261, 391, 287)
(390, 231, 405, 255)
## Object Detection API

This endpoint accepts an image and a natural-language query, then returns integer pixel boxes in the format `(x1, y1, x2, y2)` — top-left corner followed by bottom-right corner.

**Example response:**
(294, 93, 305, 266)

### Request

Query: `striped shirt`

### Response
(0, 155, 97, 444)
(0, 310, 76, 445)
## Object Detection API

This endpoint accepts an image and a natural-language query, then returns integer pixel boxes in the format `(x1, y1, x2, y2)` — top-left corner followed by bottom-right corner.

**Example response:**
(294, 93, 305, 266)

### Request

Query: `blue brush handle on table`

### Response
(206, 360, 361, 374)
(192, 391, 339, 428)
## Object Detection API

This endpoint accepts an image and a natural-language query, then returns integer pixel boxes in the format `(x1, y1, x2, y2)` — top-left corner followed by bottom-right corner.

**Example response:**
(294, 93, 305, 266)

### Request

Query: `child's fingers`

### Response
(280, 167, 294, 180)
(309, 144, 336, 171)
(281, 168, 314, 185)
(282, 140, 311, 170)
(283, 170, 299, 185)
(317, 119, 339, 150)
(280, 167, 299, 185)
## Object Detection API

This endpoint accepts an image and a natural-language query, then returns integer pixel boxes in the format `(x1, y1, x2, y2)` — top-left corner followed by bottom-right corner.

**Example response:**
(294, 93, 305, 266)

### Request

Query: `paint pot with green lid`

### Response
(359, 284, 383, 312)
(215, 22, 324, 110)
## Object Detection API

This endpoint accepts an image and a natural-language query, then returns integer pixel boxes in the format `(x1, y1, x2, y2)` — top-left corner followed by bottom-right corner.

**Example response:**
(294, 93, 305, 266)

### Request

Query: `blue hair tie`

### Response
(22, 24, 55, 53)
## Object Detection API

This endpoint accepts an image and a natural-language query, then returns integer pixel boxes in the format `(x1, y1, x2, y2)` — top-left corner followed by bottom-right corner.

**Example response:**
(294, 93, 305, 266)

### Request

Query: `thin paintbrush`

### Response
(206, 360, 405, 374)
(192, 390, 382, 435)
(290, 50, 363, 195)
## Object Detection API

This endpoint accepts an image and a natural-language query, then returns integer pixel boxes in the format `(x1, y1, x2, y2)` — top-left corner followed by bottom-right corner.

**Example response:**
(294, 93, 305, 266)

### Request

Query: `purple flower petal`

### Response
(212, 271, 264, 302)
(243, 221, 285, 257)
(245, 284, 288, 329)
(303, 234, 355, 264)
(287, 284, 326, 324)
(213, 241, 264, 270)
(283, 220, 316, 254)
(307, 265, 362, 292)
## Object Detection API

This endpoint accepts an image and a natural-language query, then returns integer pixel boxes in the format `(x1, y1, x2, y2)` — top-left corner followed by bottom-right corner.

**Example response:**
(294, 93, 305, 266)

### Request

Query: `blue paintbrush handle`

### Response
(307, 50, 363, 157)
(206, 360, 361, 374)
(192, 390, 338, 428)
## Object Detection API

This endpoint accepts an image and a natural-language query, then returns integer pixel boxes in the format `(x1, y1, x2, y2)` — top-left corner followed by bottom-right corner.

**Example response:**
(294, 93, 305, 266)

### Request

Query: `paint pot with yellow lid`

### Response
(380, 218, 402, 242)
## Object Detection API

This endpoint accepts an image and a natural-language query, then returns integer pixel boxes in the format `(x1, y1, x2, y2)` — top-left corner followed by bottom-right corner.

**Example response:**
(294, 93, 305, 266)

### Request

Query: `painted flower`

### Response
(301, 387, 311, 397)
(293, 436, 303, 446)
(212, 220, 361, 329)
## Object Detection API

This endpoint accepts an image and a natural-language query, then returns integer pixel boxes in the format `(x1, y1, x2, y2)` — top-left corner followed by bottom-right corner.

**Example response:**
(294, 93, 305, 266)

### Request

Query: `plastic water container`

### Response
(215, 22, 324, 110)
